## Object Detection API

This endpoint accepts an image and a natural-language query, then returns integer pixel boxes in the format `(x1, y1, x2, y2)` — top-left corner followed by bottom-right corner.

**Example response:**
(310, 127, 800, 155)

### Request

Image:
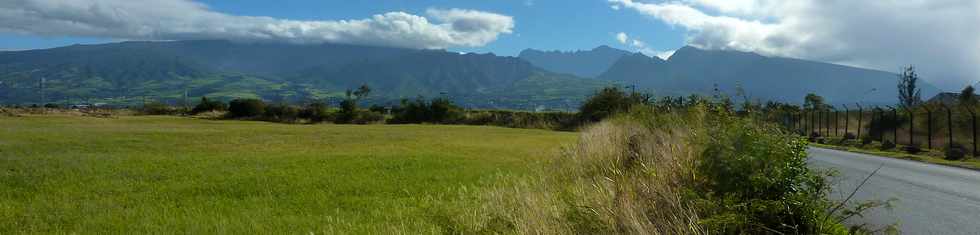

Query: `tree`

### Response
(578, 87, 648, 122)
(898, 65, 922, 109)
(803, 93, 828, 111)
(227, 98, 266, 118)
(959, 85, 976, 107)
(353, 84, 372, 100)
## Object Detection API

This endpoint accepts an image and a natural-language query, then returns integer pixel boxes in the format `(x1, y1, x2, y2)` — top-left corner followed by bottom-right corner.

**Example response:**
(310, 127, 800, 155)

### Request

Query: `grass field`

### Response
(0, 115, 576, 233)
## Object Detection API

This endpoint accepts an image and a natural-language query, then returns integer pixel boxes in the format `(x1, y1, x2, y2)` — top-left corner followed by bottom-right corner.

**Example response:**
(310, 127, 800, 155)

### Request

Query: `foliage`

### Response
(460, 110, 580, 131)
(695, 109, 829, 234)
(804, 93, 831, 111)
(843, 132, 857, 140)
(450, 104, 841, 234)
(389, 97, 463, 124)
(577, 86, 650, 122)
(903, 145, 923, 154)
(960, 85, 977, 107)
(335, 99, 358, 124)
(138, 102, 179, 115)
(945, 142, 968, 160)
(262, 103, 301, 123)
(298, 101, 332, 123)
(880, 140, 896, 150)
(227, 98, 266, 118)
(897, 65, 922, 109)
(861, 135, 874, 146)
(190, 96, 227, 114)
(350, 110, 385, 124)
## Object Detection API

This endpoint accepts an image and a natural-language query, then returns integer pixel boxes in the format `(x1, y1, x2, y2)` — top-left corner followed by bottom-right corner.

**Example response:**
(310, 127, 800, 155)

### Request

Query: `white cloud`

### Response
(614, 31, 674, 60)
(616, 32, 629, 44)
(609, 0, 980, 90)
(0, 0, 514, 49)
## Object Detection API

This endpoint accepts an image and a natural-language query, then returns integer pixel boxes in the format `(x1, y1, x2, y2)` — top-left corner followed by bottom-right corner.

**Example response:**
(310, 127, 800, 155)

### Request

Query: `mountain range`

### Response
(0, 40, 944, 109)
(0, 40, 606, 109)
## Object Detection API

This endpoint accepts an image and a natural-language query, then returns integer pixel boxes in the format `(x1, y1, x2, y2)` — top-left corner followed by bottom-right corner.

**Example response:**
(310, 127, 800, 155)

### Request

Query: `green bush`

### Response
(351, 110, 385, 124)
(227, 98, 266, 118)
(903, 145, 923, 154)
(299, 102, 332, 123)
(390, 97, 463, 124)
(945, 143, 967, 160)
(190, 96, 227, 114)
(696, 112, 828, 234)
(578, 87, 648, 123)
(263, 103, 300, 122)
(843, 132, 856, 140)
(880, 140, 896, 150)
(138, 102, 178, 115)
(460, 110, 580, 131)
(860, 135, 874, 146)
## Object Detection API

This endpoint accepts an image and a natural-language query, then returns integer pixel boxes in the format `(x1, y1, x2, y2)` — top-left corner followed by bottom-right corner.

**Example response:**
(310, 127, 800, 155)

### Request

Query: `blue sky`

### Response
(0, 0, 686, 56)
(2, 0, 978, 89)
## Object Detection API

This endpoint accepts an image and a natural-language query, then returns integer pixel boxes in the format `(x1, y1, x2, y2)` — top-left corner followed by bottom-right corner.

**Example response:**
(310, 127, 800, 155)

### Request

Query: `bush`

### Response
(138, 102, 178, 115)
(903, 145, 923, 154)
(43, 103, 60, 109)
(843, 132, 857, 140)
(190, 96, 227, 114)
(227, 98, 266, 118)
(263, 103, 300, 122)
(299, 102, 332, 123)
(880, 140, 896, 150)
(861, 135, 874, 146)
(460, 110, 580, 131)
(351, 110, 385, 124)
(945, 143, 968, 160)
(578, 86, 649, 123)
(390, 97, 463, 124)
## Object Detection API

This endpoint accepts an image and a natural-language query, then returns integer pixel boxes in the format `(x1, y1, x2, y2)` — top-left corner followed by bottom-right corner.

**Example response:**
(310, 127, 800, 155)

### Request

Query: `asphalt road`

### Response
(807, 147, 980, 234)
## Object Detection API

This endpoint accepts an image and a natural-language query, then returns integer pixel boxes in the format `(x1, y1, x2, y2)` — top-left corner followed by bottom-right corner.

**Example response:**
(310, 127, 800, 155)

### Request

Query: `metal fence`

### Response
(774, 104, 978, 156)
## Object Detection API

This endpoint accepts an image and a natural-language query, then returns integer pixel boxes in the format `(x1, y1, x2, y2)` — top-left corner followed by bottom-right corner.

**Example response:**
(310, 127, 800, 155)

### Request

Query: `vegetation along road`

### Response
(808, 147, 980, 234)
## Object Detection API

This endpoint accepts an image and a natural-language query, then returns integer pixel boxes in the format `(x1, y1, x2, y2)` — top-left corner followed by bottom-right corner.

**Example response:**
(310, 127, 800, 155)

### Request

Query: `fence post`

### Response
(925, 106, 933, 149)
(834, 109, 840, 136)
(908, 107, 915, 147)
(969, 108, 977, 156)
(888, 106, 897, 144)
(843, 104, 850, 137)
(856, 104, 864, 139)
(942, 104, 953, 150)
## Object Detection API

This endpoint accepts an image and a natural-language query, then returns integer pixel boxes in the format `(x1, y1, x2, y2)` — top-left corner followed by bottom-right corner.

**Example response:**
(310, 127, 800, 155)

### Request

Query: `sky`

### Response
(1, 0, 978, 90)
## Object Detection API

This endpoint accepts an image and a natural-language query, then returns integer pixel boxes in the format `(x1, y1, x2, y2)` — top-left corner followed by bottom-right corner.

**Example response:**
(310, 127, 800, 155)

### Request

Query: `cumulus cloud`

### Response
(616, 32, 629, 44)
(615, 32, 674, 60)
(610, 0, 980, 90)
(0, 0, 514, 49)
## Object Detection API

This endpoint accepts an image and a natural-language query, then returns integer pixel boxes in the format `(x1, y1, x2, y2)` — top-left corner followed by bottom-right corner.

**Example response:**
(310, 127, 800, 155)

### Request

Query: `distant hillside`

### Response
(0, 40, 606, 109)
(598, 46, 943, 104)
(518, 46, 630, 78)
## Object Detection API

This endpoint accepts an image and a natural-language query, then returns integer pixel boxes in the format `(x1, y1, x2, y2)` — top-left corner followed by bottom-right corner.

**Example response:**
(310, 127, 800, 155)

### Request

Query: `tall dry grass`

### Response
(446, 110, 705, 234)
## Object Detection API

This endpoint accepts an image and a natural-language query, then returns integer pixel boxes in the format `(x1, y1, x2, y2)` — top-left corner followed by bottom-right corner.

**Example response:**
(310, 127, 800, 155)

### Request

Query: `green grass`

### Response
(0, 115, 575, 233)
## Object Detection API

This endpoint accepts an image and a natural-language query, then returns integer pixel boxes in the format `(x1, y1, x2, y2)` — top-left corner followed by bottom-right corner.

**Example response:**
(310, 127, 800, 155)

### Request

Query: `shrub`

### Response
(945, 143, 968, 160)
(351, 110, 385, 124)
(843, 132, 857, 140)
(227, 98, 266, 118)
(578, 86, 649, 123)
(390, 97, 463, 124)
(263, 103, 300, 122)
(138, 102, 178, 115)
(903, 145, 923, 154)
(43, 103, 60, 109)
(190, 96, 227, 114)
(299, 102, 332, 123)
(880, 140, 896, 150)
(860, 135, 874, 146)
